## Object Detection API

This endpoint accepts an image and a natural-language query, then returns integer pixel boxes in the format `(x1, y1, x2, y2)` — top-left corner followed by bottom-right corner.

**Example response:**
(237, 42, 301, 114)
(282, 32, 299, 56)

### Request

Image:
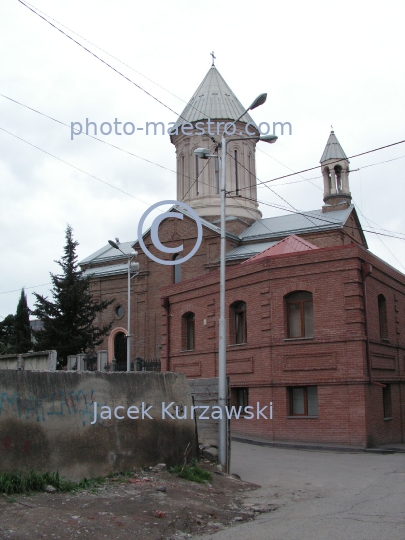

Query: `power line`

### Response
(0, 283, 52, 295)
(230, 139, 405, 194)
(17, 0, 219, 128)
(235, 193, 405, 241)
(0, 93, 179, 176)
(2, 118, 403, 240)
(0, 93, 213, 190)
(14, 1, 405, 217)
(4, 90, 402, 239)
(17, 0, 185, 121)
(0, 126, 159, 205)
(22, 1, 190, 107)
(259, 155, 405, 188)
(352, 187, 405, 270)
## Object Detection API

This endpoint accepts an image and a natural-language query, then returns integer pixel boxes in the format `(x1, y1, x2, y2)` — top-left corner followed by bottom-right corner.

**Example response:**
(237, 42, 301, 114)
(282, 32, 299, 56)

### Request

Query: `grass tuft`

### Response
(170, 460, 212, 484)
(0, 471, 104, 496)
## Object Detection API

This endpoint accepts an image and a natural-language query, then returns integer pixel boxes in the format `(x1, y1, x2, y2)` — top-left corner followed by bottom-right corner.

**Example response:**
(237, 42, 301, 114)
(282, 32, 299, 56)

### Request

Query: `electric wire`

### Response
(22, 1, 190, 107)
(17, 0, 187, 122)
(17, 0, 221, 127)
(0, 93, 210, 193)
(235, 193, 405, 241)
(0, 283, 52, 295)
(1, 105, 403, 240)
(14, 1, 405, 213)
(230, 139, 405, 193)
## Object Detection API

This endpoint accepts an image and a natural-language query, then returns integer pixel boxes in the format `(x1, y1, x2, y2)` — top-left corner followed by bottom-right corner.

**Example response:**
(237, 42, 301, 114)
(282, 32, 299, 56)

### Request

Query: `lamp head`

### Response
(194, 148, 211, 159)
(108, 239, 120, 249)
(260, 135, 278, 144)
(248, 93, 267, 111)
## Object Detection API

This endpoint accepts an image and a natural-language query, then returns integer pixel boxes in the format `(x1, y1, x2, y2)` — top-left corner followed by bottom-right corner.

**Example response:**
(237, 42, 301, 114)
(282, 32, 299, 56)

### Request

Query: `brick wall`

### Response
(160, 244, 405, 446)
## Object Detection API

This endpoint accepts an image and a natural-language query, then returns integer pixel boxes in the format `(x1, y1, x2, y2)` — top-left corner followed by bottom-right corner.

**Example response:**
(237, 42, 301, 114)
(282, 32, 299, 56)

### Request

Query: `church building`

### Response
(80, 63, 405, 447)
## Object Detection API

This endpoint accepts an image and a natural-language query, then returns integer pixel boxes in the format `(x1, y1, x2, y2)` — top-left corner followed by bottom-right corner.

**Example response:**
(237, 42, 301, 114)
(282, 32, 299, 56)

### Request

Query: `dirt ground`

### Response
(0, 462, 278, 540)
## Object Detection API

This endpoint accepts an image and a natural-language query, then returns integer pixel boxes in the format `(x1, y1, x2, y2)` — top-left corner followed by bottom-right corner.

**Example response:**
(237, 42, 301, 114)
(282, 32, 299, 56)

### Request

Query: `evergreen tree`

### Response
(14, 288, 32, 353)
(32, 225, 114, 367)
(0, 314, 16, 354)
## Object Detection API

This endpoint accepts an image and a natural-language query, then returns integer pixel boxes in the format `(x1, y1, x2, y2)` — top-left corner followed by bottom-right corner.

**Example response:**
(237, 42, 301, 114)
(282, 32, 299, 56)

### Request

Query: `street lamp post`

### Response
(195, 95, 277, 471)
(108, 240, 139, 372)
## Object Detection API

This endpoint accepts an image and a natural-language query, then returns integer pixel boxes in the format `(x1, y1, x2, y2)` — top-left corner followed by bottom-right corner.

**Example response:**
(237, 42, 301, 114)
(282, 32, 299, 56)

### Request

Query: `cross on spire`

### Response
(211, 51, 216, 66)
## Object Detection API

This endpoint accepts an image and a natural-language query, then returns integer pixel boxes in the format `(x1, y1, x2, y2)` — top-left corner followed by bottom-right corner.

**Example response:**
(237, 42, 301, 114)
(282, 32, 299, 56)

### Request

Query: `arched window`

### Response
(114, 332, 127, 371)
(234, 150, 239, 194)
(173, 254, 182, 283)
(286, 291, 314, 338)
(195, 155, 199, 195)
(230, 301, 247, 344)
(334, 165, 342, 192)
(378, 294, 388, 339)
(181, 155, 185, 197)
(323, 166, 332, 191)
(182, 312, 195, 350)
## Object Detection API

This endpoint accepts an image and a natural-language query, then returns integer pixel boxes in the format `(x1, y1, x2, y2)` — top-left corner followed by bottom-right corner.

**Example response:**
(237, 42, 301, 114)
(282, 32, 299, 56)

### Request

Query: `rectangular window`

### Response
(383, 384, 392, 419)
(231, 387, 249, 409)
(289, 386, 318, 416)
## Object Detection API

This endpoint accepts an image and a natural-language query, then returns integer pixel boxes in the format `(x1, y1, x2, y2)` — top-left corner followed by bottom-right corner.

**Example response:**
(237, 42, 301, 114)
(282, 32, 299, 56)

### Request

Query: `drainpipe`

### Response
(361, 262, 372, 383)
(161, 297, 170, 371)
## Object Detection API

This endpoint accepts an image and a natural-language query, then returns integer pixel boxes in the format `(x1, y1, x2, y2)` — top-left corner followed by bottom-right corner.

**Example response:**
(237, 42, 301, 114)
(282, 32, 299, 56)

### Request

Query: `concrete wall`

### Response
(0, 350, 57, 371)
(0, 371, 196, 481)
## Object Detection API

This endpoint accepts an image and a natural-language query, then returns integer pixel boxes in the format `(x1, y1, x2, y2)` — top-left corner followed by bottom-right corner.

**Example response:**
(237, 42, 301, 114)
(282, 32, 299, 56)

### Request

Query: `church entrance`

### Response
(114, 331, 127, 371)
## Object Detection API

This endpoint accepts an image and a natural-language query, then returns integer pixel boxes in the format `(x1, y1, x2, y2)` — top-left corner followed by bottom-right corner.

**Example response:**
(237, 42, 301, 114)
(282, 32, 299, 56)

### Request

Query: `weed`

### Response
(170, 460, 212, 484)
(0, 471, 104, 496)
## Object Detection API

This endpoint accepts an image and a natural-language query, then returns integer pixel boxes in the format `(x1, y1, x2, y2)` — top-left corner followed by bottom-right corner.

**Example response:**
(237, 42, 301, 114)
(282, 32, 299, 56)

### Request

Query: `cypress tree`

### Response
(32, 225, 114, 367)
(14, 288, 32, 353)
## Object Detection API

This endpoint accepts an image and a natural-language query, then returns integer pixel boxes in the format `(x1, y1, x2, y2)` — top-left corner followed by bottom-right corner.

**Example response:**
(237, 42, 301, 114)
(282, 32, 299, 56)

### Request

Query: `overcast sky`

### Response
(1, 0, 404, 317)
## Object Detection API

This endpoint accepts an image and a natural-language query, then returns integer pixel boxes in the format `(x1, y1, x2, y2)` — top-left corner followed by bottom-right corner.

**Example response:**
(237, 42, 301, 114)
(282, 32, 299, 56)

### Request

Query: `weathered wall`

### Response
(0, 350, 57, 371)
(0, 371, 196, 480)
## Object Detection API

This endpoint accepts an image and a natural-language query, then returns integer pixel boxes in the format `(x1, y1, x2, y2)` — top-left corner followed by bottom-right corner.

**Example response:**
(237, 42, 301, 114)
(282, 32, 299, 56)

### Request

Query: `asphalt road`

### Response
(194, 442, 405, 540)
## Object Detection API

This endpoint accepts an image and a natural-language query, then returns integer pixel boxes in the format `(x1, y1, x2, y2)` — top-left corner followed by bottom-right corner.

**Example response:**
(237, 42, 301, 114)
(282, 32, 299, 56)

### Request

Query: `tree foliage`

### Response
(14, 288, 32, 353)
(32, 225, 114, 366)
(0, 314, 16, 354)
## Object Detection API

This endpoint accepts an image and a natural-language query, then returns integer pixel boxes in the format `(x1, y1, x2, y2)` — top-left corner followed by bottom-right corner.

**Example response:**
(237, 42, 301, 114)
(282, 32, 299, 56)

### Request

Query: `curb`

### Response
(231, 436, 400, 454)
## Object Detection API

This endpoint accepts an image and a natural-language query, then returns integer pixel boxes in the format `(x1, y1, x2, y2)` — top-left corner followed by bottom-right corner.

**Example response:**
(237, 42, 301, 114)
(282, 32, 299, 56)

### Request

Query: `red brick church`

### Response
(80, 64, 405, 447)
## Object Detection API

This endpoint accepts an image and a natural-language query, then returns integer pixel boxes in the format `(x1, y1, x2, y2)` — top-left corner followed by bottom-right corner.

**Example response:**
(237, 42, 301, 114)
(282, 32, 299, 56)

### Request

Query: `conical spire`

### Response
(320, 130, 349, 163)
(175, 65, 257, 128)
(171, 62, 262, 225)
(320, 130, 351, 211)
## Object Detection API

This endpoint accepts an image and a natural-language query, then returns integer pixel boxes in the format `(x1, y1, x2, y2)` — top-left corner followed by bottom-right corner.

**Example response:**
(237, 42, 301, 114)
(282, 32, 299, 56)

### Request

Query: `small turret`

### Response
(320, 130, 351, 212)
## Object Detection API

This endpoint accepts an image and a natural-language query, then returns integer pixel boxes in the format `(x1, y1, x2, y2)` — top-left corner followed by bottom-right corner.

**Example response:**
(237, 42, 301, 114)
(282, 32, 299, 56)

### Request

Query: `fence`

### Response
(66, 353, 161, 372)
